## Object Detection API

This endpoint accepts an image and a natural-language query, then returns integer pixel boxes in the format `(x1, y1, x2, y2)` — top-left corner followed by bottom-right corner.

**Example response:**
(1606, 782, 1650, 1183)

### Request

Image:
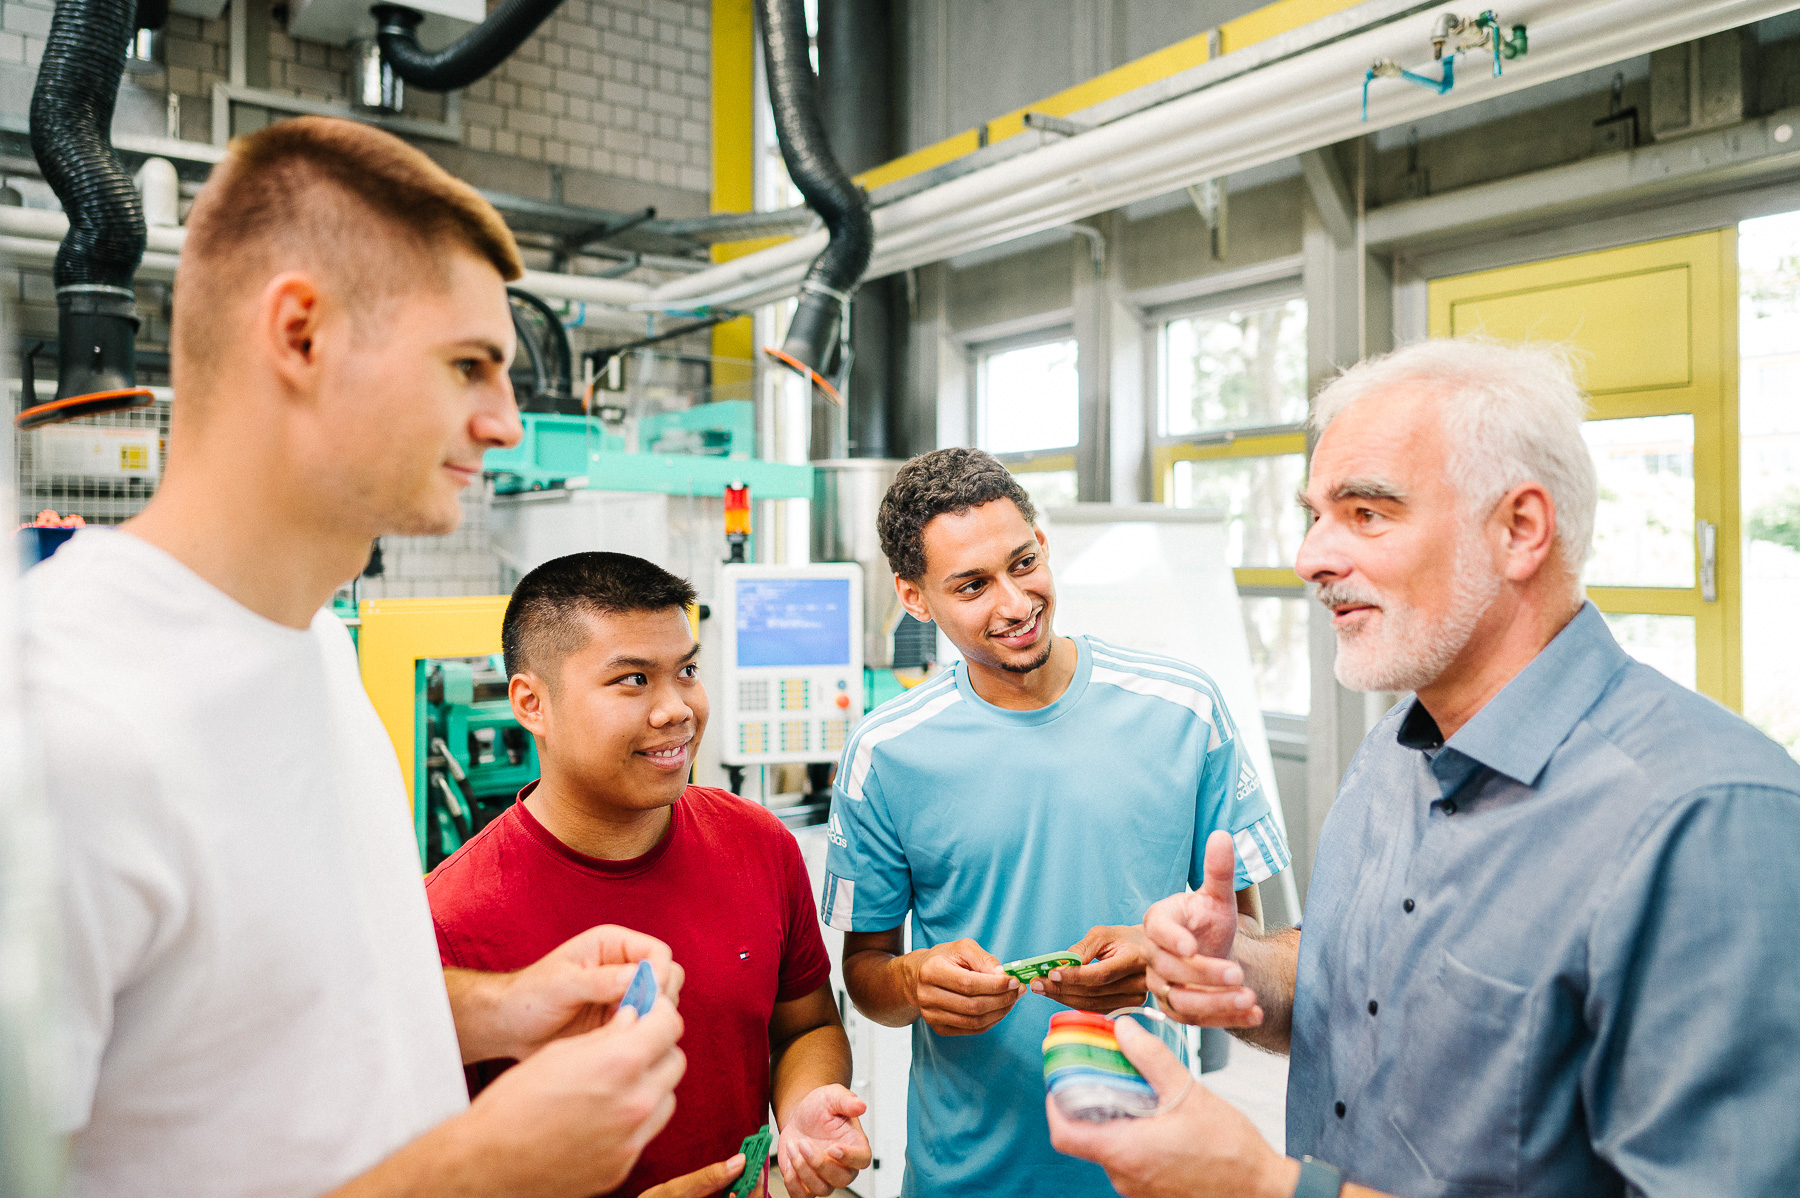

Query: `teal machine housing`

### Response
(422, 655, 537, 869)
(483, 401, 814, 505)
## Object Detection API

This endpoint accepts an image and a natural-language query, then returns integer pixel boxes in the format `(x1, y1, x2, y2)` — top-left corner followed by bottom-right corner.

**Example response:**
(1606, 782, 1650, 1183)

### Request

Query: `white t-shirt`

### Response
(24, 530, 469, 1198)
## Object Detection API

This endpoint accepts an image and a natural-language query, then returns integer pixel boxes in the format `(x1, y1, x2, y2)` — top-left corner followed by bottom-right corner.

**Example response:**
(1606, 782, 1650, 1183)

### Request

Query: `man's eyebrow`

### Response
(943, 541, 1037, 582)
(449, 338, 507, 364)
(1328, 478, 1407, 504)
(601, 644, 700, 671)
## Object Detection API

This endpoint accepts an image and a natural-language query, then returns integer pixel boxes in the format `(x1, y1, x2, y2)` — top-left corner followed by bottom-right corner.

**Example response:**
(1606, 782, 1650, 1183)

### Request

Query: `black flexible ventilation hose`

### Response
(759, 0, 873, 391)
(23, 0, 152, 428)
(373, 0, 564, 92)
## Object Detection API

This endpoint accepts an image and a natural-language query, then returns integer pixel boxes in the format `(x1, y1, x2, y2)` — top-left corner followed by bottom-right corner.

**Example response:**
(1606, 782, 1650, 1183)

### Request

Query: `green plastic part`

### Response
(727, 1123, 772, 1198)
(1002, 951, 1083, 984)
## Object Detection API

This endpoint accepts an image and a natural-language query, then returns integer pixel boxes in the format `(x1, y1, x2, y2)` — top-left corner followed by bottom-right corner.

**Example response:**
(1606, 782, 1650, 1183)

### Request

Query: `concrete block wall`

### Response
(459, 0, 711, 191)
(137, 0, 711, 192)
(346, 492, 505, 601)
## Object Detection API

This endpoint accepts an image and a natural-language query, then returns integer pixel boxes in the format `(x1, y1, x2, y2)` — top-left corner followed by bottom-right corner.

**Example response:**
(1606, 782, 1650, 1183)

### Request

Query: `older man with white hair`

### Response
(1049, 338, 1800, 1198)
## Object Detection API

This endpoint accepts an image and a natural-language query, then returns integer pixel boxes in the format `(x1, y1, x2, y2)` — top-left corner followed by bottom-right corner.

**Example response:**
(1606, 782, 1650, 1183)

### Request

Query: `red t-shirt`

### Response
(425, 784, 832, 1197)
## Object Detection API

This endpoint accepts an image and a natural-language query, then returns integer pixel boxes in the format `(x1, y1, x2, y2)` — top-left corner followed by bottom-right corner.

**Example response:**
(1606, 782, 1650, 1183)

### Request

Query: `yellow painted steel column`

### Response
(711, 0, 757, 395)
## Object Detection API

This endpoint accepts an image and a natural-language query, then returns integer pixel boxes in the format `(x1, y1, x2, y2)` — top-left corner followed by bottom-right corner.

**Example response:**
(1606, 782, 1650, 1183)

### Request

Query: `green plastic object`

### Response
(1002, 951, 1083, 984)
(727, 1124, 772, 1198)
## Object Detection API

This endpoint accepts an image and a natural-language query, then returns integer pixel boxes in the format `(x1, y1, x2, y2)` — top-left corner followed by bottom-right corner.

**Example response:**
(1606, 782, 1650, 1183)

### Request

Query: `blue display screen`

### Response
(736, 577, 852, 667)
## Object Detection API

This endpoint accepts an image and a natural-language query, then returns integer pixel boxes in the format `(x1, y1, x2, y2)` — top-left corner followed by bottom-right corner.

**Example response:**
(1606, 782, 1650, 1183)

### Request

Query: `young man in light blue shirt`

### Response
(822, 448, 1289, 1197)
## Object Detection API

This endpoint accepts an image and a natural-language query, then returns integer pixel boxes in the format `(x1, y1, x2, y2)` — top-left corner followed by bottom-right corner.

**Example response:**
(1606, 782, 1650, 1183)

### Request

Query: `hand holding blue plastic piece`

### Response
(619, 959, 659, 1017)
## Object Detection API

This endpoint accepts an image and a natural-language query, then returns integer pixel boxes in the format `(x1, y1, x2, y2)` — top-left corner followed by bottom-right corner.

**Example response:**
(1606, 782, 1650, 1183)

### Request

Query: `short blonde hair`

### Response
(1312, 337, 1598, 577)
(174, 115, 522, 379)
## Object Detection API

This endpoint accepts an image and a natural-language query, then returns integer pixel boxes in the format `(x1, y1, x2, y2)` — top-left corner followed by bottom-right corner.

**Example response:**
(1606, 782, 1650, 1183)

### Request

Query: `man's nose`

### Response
(473, 377, 523, 450)
(1294, 517, 1347, 585)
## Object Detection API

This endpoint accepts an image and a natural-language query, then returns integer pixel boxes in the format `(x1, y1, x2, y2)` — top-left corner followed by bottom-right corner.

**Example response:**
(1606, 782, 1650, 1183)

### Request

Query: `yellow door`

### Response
(1428, 230, 1741, 709)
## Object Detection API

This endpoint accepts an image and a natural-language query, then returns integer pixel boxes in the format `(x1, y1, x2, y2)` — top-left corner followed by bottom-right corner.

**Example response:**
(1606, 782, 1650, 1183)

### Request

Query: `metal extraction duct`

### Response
(22, 0, 160, 429)
(757, 0, 874, 405)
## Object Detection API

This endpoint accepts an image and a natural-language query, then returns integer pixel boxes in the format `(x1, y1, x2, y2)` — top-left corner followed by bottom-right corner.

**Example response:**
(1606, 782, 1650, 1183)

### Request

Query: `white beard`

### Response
(1323, 529, 1502, 694)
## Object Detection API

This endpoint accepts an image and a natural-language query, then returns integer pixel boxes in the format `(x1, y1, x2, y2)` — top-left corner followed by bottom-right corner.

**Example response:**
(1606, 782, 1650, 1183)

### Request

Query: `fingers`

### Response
(1044, 954, 1143, 990)
(1145, 945, 1243, 990)
(639, 1153, 746, 1198)
(1044, 1093, 1109, 1163)
(1111, 1016, 1190, 1098)
(1156, 986, 1264, 1029)
(818, 1084, 868, 1120)
(1144, 895, 1201, 959)
(946, 937, 1005, 972)
(921, 948, 1018, 997)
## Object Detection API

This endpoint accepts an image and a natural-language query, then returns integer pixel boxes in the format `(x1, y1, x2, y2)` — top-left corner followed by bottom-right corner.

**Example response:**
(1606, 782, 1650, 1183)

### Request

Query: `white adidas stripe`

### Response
(842, 684, 964, 801)
(1233, 815, 1289, 884)
(1089, 664, 1228, 752)
(836, 669, 958, 771)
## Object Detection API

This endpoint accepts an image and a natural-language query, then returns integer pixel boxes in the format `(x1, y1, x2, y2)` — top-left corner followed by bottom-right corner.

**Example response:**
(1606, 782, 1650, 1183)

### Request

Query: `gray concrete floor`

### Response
(1200, 1040, 1290, 1154)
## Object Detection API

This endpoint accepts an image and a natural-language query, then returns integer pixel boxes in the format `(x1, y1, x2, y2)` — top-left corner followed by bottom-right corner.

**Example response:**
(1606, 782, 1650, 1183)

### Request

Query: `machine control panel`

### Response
(720, 563, 864, 766)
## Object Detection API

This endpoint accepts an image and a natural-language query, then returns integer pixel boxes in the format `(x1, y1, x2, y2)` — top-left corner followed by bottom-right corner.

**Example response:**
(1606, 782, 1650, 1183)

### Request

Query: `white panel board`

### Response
(1040, 504, 1302, 918)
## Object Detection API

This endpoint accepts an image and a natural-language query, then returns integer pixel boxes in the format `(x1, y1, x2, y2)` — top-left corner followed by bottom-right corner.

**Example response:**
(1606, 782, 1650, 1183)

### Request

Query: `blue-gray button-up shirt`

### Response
(1288, 603, 1800, 1196)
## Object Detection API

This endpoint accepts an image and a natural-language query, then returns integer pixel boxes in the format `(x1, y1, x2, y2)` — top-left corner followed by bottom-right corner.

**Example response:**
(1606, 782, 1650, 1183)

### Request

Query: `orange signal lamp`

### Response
(724, 481, 751, 563)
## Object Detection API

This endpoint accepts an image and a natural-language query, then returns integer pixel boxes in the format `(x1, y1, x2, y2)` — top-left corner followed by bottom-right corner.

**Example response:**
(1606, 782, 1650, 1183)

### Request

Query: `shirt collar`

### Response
(1396, 602, 1631, 788)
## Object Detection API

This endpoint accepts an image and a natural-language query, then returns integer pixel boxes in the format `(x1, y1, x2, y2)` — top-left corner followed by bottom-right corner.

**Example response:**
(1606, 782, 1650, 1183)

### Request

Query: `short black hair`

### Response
(877, 448, 1038, 581)
(502, 551, 696, 681)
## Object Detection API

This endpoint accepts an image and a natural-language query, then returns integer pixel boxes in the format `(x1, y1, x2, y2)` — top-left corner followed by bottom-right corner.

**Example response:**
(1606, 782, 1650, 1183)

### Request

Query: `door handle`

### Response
(1697, 519, 1717, 603)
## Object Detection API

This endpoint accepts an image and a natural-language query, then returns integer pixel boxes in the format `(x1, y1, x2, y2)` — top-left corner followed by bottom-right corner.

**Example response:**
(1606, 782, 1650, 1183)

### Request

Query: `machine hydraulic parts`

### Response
(421, 655, 538, 869)
(1363, 10, 1526, 120)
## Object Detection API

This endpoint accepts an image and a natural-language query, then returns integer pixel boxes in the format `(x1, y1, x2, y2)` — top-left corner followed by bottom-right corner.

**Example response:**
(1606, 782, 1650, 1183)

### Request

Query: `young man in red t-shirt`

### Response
(426, 552, 870, 1198)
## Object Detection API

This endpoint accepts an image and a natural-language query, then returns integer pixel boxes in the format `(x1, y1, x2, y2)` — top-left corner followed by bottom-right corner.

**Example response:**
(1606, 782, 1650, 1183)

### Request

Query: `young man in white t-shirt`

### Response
(25, 117, 690, 1198)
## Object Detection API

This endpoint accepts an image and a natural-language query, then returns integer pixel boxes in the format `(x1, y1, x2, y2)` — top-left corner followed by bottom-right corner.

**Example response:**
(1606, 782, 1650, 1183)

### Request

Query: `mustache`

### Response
(1317, 581, 1385, 610)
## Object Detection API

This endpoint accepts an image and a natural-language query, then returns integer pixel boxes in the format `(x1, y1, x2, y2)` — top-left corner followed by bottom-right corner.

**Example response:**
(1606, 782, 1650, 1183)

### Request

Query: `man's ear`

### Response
(1034, 524, 1049, 557)
(257, 270, 325, 396)
(895, 574, 933, 624)
(510, 671, 550, 736)
(1497, 481, 1558, 583)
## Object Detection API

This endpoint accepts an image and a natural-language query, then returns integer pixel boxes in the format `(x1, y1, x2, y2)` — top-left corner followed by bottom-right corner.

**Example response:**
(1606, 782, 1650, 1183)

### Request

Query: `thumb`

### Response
(828, 1085, 869, 1118)
(1202, 830, 1239, 903)
(956, 939, 1003, 972)
(639, 1154, 746, 1198)
(1113, 1016, 1191, 1100)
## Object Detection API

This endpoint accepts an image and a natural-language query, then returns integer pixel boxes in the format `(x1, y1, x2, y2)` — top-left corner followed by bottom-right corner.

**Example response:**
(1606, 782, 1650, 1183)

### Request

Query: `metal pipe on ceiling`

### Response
(641, 0, 1792, 313)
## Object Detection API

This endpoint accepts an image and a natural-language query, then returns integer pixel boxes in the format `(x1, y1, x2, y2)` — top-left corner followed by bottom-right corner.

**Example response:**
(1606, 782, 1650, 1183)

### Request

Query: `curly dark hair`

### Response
(877, 448, 1038, 581)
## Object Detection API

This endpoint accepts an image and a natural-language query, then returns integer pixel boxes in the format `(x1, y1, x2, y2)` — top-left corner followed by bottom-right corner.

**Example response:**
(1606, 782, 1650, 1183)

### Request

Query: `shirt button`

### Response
(1444, 799, 1459, 815)
(1403, 898, 1416, 913)
(1335, 1101, 1347, 1118)
(1368, 999, 1378, 1015)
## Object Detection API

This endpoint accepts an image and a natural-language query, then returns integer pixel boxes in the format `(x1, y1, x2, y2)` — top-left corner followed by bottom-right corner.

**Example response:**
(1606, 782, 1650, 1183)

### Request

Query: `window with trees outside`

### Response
(1157, 296, 1310, 718)
(980, 336, 1081, 510)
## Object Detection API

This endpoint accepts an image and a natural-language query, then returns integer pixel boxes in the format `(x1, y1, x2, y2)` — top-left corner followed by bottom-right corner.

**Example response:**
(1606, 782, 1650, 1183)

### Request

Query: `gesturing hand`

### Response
(778, 1084, 872, 1196)
(496, 925, 685, 1060)
(1047, 1015, 1298, 1198)
(905, 938, 1022, 1036)
(1144, 831, 1261, 1028)
(1036, 924, 1149, 1012)
(463, 999, 688, 1197)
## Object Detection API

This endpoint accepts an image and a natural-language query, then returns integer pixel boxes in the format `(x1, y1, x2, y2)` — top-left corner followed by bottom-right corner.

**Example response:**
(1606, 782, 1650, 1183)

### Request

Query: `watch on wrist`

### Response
(1292, 1155, 1343, 1198)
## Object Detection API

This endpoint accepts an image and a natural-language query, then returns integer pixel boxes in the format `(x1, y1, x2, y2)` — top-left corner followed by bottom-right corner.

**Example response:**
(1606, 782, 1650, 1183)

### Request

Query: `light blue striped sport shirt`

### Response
(823, 633, 1289, 1198)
